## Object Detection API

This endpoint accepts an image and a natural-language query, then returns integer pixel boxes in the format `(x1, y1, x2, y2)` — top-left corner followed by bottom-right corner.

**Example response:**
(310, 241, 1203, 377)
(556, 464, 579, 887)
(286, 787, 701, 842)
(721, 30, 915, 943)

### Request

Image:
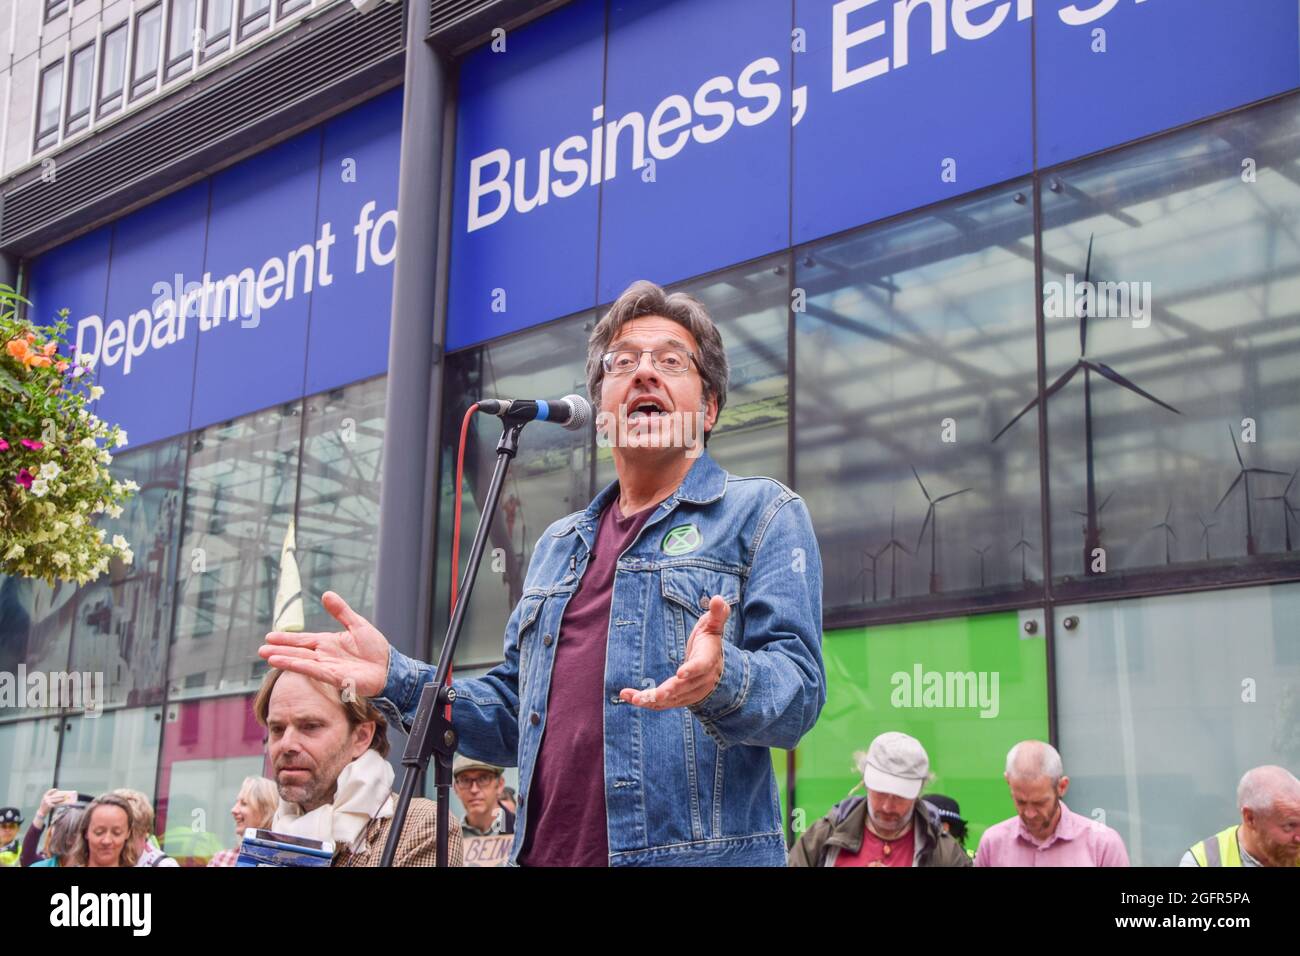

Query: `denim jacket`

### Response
(375, 452, 826, 866)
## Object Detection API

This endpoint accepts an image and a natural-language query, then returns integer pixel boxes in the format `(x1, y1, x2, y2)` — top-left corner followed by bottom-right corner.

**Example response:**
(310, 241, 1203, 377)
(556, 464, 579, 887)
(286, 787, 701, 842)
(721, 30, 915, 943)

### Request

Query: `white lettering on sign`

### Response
(465, 0, 1153, 234)
(71, 202, 394, 378)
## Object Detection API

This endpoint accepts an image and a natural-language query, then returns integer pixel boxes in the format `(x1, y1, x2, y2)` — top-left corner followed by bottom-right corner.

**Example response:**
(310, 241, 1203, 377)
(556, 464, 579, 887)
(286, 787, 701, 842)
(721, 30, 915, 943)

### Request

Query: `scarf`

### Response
(271, 749, 395, 852)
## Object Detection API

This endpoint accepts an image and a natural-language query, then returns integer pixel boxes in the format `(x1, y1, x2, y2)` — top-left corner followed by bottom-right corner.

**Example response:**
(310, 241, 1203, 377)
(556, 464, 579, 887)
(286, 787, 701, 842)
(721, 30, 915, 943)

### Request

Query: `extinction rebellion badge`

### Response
(661, 524, 702, 556)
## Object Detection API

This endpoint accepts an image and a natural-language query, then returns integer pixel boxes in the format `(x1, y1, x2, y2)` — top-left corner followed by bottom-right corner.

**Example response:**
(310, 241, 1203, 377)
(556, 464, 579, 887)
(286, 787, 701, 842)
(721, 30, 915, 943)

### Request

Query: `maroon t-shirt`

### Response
(518, 498, 653, 867)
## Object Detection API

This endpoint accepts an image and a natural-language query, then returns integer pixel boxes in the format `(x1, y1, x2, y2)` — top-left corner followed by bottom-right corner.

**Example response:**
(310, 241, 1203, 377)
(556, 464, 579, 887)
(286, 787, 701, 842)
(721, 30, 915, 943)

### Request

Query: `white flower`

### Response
(70, 514, 84, 528)
(96, 528, 108, 542)
(123, 480, 139, 492)
(50, 521, 67, 537)
(51, 551, 70, 568)
(114, 429, 128, 448)
(75, 352, 95, 368)
(77, 408, 89, 420)
(89, 385, 105, 400)
(39, 462, 60, 480)
(29, 478, 49, 497)
(92, 501, 106, 514)
(79, 437, 97, 450)
(4, 544, 23, 560)
(94, 421, 108, 438)
(106, 504, 123, 519)
(120, 548, 134, 566)
(112, 534, 129, 551)
(98, 450, 113, 465)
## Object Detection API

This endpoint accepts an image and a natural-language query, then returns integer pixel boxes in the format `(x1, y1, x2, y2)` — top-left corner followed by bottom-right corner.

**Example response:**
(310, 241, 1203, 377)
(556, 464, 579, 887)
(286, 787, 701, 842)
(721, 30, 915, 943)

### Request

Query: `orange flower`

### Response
(55, 361, 69, 372)
(23, 332, 35, 344)
(41, 341, 57, 357)
(6, 339, 29, 361)
(28, 355, 51, 368)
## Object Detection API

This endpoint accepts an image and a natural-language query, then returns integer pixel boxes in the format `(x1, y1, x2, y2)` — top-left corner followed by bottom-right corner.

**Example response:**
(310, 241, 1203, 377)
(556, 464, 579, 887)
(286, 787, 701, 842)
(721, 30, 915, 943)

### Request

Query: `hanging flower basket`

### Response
(0, 285, 135, 585)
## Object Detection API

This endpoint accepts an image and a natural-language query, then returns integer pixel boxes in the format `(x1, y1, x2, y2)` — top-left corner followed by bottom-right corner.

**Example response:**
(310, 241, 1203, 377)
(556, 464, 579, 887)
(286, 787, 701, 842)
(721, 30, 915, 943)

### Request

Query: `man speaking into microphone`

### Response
(261, 279, 826, 866)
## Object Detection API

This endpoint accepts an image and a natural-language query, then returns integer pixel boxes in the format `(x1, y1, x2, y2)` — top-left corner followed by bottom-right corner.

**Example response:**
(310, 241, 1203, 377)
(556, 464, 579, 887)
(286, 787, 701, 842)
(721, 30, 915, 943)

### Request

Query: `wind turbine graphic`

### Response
(1010, 518, 1035, 584)
(1147, 503, 1176, 565)
(993, 236, 1180, 576)
(853, 546, 885, 603)
(1214, 427, 1287, 556)
(1071, 489, 1115, 541)
(1196, 513, 1217, 560)
(912, 466, 971, 594)
(1259, 469, 1299, 553)
(876, 507, 913, 600)
(972, 544, 992, 588)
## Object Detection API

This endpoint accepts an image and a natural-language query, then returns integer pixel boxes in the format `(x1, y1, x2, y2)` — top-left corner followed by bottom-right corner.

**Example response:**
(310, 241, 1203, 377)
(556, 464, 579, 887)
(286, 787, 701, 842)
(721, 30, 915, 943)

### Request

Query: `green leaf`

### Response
(0, 364, 23, 395)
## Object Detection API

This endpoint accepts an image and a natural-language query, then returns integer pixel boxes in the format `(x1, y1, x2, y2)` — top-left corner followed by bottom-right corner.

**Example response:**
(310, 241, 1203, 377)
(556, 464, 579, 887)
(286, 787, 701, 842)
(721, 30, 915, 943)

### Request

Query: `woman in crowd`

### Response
(27, 804, 85, 867)
(112, 788, 179, 867)
(65, 794, 140, 868)
(208, 776, 279, 867)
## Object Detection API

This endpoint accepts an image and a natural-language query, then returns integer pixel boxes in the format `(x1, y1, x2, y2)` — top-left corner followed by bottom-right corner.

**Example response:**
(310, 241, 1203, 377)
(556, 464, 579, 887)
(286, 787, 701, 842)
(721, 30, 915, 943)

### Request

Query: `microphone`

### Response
(476, 394, 592, 431)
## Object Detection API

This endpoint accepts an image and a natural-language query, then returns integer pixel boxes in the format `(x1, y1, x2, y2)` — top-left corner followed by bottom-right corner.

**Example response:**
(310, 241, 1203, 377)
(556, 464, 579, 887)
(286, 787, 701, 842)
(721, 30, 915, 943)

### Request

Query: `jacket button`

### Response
(543, 633, 554, 647)
(699, 595, 710, 609)
(530, 712, 540, 726)
(610, 695, 620, 704)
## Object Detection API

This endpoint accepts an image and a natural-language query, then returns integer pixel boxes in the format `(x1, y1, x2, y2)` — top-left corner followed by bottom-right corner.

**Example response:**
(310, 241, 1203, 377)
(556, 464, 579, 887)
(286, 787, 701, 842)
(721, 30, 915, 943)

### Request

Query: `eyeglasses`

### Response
(454, 773, 499, 791)
(601, 347, 696, 376)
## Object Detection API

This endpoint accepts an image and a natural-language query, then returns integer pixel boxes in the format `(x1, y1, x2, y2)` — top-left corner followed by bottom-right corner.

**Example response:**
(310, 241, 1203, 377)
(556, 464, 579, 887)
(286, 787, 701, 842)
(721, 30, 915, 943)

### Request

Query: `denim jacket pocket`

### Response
(660, 565, 742, 664)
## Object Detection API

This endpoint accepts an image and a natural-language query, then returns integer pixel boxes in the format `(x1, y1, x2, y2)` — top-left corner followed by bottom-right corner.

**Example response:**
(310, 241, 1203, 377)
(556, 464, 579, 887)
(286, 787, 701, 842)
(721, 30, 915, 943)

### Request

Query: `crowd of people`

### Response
(2, 282, 1297, 870)
(788, 732, 1300, 868)
(2, 694, 1294, 868)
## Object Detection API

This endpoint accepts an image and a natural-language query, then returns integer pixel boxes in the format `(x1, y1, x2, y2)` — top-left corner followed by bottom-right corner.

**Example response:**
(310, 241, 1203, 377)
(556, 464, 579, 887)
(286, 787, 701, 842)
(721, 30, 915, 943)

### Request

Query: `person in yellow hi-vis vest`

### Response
(1181, 765, 1300, 867)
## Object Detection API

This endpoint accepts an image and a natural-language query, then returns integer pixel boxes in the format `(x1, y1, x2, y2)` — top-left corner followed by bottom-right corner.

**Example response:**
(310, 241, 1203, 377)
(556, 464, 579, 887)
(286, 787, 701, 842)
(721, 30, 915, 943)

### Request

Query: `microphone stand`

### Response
(380, 416, 526, 868)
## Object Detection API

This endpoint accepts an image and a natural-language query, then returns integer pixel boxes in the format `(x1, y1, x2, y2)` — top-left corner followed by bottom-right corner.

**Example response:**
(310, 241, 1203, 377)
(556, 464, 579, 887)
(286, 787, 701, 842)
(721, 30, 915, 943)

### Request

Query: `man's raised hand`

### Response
(259, 591, 390, 698)
(620, 595, 728, 711)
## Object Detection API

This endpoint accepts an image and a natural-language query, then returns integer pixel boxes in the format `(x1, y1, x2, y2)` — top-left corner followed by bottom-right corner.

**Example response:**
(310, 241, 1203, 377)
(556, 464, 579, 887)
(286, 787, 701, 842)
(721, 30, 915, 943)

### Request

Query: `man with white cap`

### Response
(788, 731, 970, 867)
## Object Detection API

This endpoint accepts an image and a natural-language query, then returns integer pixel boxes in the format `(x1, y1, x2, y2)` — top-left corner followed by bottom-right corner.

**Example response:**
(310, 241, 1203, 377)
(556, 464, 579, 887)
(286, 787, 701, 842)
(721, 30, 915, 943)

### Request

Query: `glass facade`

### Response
(1055, 583, 1300, 866)
(6, 3, 1300, 868)
(433, 88, 1300, 859)
(0, 376, 385, 863)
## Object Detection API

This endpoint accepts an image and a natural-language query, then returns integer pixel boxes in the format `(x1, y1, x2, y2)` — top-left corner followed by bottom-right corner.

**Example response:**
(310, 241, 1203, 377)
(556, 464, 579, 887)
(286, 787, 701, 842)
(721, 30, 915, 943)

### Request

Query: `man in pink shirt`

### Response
(975, 740, 1129, 867)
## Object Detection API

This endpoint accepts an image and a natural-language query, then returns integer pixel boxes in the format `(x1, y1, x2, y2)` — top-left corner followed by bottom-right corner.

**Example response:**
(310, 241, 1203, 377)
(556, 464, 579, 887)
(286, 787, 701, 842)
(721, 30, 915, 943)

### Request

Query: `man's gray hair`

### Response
(585, 280, 729, 443)
(1005, 740, 1064, 784)
(1237, 765, 1300, 813)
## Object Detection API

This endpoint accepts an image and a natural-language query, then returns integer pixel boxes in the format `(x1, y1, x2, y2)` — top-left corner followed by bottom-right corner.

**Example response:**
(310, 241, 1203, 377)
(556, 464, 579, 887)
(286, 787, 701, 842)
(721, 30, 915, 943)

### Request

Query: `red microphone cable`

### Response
(447, 401, 480, 719)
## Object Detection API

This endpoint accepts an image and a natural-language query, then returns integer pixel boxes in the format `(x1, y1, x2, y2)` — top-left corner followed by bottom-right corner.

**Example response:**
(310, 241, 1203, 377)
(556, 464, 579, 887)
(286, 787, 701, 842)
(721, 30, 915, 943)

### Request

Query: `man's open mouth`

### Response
(626, 398, 670, 420)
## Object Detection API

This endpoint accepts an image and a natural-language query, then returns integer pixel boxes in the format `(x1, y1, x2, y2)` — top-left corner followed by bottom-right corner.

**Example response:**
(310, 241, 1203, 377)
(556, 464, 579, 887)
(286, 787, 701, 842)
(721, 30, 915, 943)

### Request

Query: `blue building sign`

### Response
(27, 89, 403, 449)
(448, 0, 1300, 349)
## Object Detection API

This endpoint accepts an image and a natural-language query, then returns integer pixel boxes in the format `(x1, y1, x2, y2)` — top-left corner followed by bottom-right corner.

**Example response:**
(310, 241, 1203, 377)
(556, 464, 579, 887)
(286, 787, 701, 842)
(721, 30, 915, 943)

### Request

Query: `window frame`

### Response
(34, 58, 66, 152)
(63, 40, 97, 136)
(236, 0, 271, 43)
(129, 2, 164, 103)
(162, 0, 199, 84)
(199, 0, 235, 62)
(96, 21, 130, 119)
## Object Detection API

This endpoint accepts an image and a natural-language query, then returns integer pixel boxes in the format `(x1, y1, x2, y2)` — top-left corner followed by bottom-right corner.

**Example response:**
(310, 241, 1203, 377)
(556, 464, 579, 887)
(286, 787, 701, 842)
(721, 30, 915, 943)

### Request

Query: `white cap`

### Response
(862, 732, 930, 800)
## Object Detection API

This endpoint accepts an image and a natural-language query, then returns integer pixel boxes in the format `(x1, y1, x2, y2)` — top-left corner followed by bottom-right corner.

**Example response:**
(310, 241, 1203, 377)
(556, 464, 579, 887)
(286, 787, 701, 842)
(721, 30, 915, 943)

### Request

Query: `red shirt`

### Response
(518, 499, 653, 867)
(834, 824, 916, 867)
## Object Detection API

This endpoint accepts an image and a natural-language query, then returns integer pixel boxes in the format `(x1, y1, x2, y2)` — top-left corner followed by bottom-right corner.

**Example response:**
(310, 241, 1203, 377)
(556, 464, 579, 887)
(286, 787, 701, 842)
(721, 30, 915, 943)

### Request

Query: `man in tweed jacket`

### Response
(335, 799, 464, 867)
(255, 668, 464, 867)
